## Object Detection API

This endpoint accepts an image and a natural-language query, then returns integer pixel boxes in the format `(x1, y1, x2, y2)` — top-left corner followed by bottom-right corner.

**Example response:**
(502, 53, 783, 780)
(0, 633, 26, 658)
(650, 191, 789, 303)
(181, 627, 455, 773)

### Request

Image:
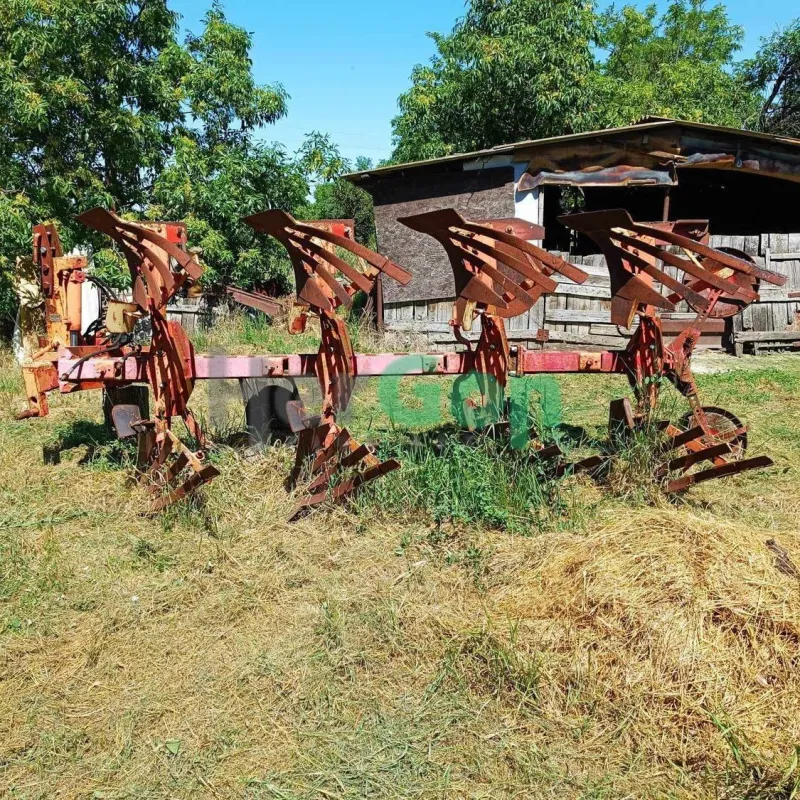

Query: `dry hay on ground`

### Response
(1, 344, 799, 798)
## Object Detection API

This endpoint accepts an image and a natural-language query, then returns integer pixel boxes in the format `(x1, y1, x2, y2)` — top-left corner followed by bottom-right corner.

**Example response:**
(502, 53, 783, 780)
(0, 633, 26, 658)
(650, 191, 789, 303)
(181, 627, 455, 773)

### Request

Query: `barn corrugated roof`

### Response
(345, 118, 800, 183)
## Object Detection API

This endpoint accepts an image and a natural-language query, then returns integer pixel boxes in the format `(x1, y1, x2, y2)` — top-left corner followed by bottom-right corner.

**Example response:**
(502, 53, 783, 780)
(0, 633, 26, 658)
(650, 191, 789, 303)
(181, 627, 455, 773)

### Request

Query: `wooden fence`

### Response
(165, 298, 213, 333)
(383, 232, 800, 351)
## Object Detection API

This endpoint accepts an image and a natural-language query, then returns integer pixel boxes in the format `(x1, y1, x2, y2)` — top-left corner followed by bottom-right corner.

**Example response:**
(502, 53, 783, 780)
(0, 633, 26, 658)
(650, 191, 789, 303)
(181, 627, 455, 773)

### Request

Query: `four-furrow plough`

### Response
(15, 205, 786, 517)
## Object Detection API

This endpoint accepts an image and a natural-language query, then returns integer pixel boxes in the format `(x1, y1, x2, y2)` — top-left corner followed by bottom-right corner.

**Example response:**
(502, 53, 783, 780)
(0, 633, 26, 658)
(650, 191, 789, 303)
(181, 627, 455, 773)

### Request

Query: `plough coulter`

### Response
(14, 205, 784, 517)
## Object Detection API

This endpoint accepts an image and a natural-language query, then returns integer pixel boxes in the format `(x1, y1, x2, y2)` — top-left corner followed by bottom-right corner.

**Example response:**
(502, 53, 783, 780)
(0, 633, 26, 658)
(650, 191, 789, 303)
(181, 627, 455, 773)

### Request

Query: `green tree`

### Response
(390, 0, 765, 166)
(596, 0, 761, 128)
(390, 0, 599, 163)
(297, 136, 377, 248)
(181, 4, 287, 143)
(307, 178, 377, 250)
(149, 136, 308, 292)
(0, 0, 185, 329)
(148, 5, 304, 292)
(295, 132, 351, 184)
(742, 20, 800, 137)
(0, 1, 296, 330)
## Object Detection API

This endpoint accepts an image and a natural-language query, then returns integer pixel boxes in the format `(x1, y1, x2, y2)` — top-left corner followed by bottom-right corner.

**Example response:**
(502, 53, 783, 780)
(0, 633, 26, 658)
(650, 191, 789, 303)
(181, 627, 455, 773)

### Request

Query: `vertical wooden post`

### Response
(375, 272, 384, 333)
(662, 187, 672, 222)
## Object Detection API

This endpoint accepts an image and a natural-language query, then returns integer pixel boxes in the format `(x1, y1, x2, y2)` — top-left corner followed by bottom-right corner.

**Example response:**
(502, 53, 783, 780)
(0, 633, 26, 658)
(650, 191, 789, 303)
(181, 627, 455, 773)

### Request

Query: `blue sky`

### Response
(169, 0, 799, 165)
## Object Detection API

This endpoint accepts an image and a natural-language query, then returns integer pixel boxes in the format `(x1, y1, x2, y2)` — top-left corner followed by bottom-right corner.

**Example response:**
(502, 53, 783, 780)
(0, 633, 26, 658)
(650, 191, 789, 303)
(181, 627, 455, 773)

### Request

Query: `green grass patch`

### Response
(357, 427, 574, 534)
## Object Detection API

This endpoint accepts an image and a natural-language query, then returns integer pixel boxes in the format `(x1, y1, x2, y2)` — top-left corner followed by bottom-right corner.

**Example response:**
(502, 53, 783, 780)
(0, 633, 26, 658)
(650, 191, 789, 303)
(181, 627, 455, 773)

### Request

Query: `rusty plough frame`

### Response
(16, 209, 221, 508)
(16, 205, 784, 515)
(75, 209, 224, 508)
(242, 210, 413, 517)
(16, 224, 90, 418)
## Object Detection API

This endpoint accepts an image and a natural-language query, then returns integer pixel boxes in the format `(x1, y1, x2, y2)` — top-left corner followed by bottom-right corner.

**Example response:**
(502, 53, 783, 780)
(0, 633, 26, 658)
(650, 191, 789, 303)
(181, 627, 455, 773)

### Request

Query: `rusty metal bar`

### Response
(225, 286, 283, 316)
(58, 347, 628, 387)
(666, 456, 774, 493)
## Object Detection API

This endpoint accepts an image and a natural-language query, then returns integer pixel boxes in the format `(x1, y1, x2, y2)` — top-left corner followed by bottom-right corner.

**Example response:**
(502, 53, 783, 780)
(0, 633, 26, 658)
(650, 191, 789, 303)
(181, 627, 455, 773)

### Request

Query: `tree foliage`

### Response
(742, 20, 800, 138)
(390, 0, 768, 163)
(291, 140, 376, 250)
(596, 0, 760, 128)
(391, 0, 599, 163)
(0, 0, 183, 326)
(307, 178, 377, 250)
(0, 0, 184, 217)
(181, 5, 287, 143)
(149, 137, 308, 292)
(0, 0, 299, 329)
(295, 133, 352, 185)
(147, 5, 304, 292)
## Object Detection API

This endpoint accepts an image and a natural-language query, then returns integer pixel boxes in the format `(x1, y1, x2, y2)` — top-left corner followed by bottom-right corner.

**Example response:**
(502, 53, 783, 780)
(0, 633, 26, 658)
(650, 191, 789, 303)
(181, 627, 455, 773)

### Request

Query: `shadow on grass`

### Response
(554, 421, 602, 452)
(46, 420, 136, 469)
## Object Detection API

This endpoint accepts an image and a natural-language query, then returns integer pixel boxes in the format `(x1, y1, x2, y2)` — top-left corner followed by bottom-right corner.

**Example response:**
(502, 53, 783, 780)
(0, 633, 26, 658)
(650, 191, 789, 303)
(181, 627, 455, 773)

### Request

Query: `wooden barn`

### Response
(347, 117, 800, 353)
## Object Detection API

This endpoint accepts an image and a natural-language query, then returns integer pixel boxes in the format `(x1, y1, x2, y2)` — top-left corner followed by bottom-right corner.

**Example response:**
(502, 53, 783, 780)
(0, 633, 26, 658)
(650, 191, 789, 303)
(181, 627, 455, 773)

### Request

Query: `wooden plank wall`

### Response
(108, 291, 218, 336)
(733, 233, 800, 337)
(383, 233, 800, 350)
(166, 297, 218, 334)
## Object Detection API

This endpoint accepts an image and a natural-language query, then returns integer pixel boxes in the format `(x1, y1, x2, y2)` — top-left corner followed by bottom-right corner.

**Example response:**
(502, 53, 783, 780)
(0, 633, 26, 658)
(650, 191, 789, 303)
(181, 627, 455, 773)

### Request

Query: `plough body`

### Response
(15, 205, 784, 516)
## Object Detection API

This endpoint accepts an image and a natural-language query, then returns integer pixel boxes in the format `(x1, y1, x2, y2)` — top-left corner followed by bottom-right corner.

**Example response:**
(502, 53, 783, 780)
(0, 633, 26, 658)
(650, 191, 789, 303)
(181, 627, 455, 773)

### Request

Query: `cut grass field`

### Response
(1, 319, 800, 799)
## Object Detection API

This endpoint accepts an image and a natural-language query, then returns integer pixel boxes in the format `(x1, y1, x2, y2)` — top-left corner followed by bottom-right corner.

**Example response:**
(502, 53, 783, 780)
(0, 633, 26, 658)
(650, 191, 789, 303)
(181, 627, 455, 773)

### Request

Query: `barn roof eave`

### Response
(345, 118, 800, 184)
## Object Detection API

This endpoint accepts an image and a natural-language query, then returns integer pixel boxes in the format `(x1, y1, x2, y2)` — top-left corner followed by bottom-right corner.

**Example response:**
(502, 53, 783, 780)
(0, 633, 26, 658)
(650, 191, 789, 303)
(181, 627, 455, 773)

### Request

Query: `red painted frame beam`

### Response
(58, 348, 627, 392)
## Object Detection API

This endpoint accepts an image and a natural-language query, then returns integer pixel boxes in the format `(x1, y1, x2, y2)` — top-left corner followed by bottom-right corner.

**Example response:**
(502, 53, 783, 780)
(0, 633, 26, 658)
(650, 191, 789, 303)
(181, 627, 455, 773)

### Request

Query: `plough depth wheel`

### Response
(688, 247, 762, 319)
(658, 405, 769, 494)
(680, 406, 748, 462)
(560, 398, 772, 495)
